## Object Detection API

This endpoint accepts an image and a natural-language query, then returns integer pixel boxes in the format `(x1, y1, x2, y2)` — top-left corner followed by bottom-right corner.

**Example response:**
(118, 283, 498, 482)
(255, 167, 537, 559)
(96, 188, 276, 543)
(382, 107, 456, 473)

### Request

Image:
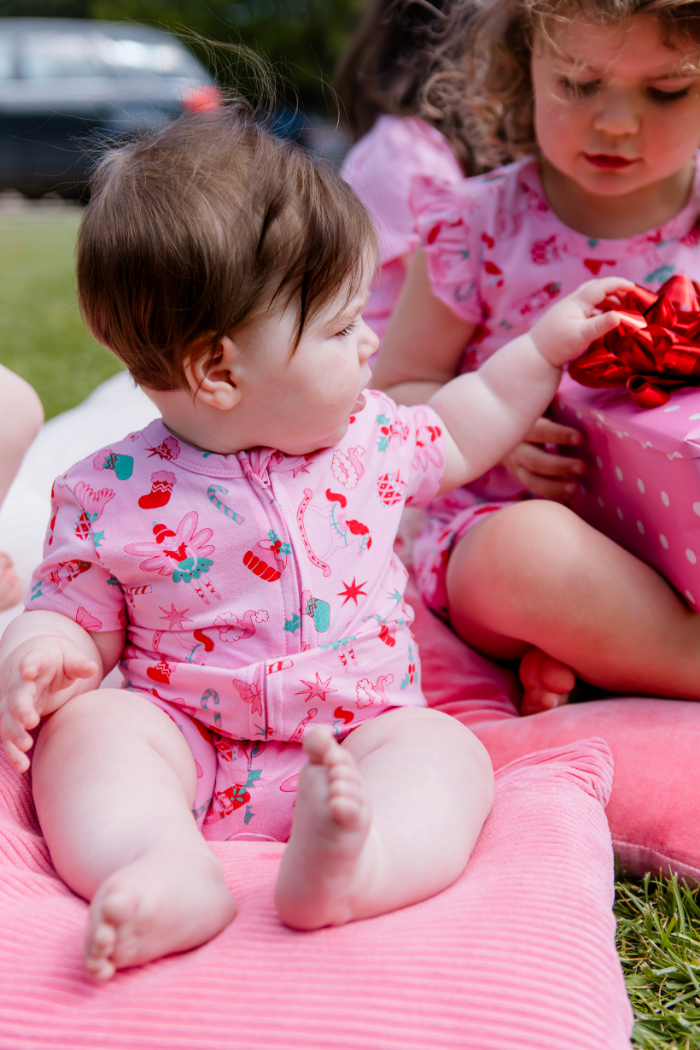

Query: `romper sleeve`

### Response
(25, 471, 126, 633)
(367, 390, 446, 508)
(411, 174, 483, 325)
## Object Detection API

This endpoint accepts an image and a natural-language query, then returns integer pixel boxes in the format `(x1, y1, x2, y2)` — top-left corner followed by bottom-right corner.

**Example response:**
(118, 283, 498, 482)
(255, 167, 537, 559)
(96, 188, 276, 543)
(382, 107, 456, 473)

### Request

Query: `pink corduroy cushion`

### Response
(407, 573, 700, 880)
(0, 738, 630, 1050)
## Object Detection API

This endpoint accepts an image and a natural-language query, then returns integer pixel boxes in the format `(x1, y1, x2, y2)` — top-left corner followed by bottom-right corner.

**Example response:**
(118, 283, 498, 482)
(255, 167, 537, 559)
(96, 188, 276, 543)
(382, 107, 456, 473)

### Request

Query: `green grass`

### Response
(0, 208, 122, 419)
(616, 874, 700, 1048)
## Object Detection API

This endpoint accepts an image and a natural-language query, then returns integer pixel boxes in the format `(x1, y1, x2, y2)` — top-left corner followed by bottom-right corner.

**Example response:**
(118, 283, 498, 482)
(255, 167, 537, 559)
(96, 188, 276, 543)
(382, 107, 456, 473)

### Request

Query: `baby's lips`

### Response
(352, 392, 366, 414)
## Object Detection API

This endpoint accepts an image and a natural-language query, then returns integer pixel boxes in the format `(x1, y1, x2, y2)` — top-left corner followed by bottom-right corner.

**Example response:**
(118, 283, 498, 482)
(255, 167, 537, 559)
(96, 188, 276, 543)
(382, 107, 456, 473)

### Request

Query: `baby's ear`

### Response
(184, 336, 242, 411)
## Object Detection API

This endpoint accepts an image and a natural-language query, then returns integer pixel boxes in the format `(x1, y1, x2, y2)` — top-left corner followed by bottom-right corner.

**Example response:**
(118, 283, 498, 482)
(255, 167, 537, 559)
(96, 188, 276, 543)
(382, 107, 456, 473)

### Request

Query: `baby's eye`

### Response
(558, 76, 600, 99)
(335, 321, 358, 338)
(647, 85, 691, 102)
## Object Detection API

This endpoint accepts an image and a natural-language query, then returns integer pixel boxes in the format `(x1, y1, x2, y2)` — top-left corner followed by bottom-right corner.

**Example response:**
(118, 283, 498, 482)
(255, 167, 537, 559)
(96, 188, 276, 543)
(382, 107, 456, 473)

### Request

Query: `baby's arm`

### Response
(430, 278, 630, 493)
(0, 610, 123, 771)
(374, 251, 590, 499)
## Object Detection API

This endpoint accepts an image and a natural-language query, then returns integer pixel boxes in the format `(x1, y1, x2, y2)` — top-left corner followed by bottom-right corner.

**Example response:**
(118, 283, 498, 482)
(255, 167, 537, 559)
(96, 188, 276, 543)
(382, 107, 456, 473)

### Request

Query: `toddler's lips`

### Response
(352, 392, 366, 414)
(584, 153, 637, 169)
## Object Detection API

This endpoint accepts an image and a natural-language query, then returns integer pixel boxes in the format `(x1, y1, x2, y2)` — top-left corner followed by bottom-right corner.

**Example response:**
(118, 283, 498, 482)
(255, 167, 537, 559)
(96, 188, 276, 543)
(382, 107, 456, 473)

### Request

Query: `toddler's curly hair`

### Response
(77, 104, 377, 391)
(464, 0, 700, 169)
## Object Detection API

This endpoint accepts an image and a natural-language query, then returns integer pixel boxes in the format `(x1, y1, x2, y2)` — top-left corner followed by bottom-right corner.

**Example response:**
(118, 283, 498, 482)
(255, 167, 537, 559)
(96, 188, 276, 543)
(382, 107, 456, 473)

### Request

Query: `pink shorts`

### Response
(148, 693, 325, 843)
(413, 495, 517, 619)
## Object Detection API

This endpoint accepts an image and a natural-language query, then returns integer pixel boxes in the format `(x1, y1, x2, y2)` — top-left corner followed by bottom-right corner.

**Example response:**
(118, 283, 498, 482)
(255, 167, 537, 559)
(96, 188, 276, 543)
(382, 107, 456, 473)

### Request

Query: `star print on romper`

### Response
(337, 578, 368, 606)
(158, 604, 194, 630)
(295, 673, 339, 703)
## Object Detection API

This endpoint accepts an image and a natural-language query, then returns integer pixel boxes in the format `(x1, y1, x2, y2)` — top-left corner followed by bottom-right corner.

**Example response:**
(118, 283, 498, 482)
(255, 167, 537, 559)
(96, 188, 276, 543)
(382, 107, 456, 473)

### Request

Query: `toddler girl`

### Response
(338, 0, 477, 341)
(0, 106, 626, 979)
(374, 0, 700, 714)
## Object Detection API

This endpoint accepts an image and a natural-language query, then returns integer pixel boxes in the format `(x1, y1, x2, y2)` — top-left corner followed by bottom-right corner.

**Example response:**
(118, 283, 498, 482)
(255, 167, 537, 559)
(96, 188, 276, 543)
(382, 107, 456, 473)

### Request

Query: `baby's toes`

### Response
(303, 726, 336, 765)
(84, 920, 118, 981)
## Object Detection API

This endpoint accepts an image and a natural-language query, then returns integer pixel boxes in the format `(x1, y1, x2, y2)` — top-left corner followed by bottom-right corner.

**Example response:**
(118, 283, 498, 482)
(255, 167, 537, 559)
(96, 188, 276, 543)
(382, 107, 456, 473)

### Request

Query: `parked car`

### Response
(0, 18, 219, 198)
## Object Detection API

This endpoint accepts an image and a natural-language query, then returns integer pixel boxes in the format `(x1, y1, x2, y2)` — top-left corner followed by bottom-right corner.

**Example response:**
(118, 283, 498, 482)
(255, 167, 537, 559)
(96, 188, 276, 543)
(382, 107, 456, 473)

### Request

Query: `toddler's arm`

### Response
(0, 365, 44, 505)
(430, 278, 630, 493)
(372, 250, 476, 405)
(0, 611, 123, 772)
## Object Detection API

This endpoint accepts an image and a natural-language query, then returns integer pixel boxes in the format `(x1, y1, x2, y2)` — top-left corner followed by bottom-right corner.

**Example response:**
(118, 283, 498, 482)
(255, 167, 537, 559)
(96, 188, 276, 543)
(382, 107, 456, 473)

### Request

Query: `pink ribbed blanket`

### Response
(0, 737, 631, 1050)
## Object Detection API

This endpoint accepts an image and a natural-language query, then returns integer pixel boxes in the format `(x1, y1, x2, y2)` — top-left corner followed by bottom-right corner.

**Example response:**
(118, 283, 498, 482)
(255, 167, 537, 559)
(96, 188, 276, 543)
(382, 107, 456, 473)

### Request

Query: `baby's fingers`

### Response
(63, 650, 99, 683)
(2, 735, 32, 774)
(4, 677, 42, 731)
(577, 310, 621, 346)
(575, 276, 635, 306)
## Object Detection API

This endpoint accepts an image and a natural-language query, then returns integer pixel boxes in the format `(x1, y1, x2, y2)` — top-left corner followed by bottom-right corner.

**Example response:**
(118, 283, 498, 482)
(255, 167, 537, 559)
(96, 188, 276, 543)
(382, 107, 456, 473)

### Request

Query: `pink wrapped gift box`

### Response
(552, 371, 700, 607)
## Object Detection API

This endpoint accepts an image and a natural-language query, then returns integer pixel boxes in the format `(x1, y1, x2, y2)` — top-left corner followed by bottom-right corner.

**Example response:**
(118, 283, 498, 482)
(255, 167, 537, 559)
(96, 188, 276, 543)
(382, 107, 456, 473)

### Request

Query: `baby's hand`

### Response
(0, 636, 98, 772)
(530, 277, 635, 368)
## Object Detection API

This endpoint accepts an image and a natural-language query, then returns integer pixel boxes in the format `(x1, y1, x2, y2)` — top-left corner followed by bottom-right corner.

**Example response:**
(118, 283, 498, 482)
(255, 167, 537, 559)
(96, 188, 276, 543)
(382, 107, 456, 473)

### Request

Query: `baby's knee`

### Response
(365, 707, 493, 782)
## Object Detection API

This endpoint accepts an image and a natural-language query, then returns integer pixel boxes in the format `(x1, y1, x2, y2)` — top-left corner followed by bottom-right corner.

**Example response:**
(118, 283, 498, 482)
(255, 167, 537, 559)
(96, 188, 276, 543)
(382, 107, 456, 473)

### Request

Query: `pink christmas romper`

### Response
(412, 153, 700, 617)
(27, 391, 445, 842)
(342, 115, 464, 344)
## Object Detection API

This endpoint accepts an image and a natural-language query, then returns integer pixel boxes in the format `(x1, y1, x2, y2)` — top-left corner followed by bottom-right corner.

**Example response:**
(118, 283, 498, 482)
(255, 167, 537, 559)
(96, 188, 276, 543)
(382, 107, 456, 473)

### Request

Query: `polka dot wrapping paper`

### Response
(553, 371, 700, 608)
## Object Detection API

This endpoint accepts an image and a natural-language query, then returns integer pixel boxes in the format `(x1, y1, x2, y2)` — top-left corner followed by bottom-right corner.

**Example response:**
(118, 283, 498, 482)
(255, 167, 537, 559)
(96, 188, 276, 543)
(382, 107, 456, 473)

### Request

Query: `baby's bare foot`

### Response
(84, 845, 236, 980)
(519, 647, 576, 716)
(275, 727, 371, 930)
(0, 553, 23, 611)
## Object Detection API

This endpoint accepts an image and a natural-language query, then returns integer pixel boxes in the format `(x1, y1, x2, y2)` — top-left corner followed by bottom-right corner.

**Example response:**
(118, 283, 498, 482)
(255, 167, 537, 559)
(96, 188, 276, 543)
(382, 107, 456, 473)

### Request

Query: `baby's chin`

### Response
(277, 419, 355, 458)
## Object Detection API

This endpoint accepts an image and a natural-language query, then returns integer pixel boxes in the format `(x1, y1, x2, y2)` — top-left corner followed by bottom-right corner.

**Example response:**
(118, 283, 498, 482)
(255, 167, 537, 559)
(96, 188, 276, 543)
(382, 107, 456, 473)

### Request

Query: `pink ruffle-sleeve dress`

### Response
(411, 154, 700, 617)
(342, 115, 464, 343)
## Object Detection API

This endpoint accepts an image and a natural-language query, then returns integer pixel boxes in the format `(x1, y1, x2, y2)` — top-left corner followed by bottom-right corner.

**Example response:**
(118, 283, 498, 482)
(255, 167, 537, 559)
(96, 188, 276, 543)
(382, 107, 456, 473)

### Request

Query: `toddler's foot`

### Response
(0, 553, 23, 611)
(84, 843, 236, 980)
(275, 727, 371, 930)
(519, 647, 576, 716)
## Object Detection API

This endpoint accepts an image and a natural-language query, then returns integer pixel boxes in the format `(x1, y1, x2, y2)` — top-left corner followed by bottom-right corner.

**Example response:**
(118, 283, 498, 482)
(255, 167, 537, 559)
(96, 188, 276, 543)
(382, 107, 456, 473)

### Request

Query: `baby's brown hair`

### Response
(464, 0, 700, 169)
(77, 104, 378, 391)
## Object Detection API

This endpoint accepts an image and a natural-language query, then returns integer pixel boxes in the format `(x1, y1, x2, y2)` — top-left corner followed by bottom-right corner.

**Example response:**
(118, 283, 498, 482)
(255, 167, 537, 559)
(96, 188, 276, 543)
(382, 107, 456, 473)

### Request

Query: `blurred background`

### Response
(0, 0, 362, 418)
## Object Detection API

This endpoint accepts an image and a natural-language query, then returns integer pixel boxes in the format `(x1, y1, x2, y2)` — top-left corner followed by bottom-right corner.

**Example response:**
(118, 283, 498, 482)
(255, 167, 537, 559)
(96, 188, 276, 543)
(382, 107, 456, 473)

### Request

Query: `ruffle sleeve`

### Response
(343, 116, 463, 266)
(411, 175, 483, 325)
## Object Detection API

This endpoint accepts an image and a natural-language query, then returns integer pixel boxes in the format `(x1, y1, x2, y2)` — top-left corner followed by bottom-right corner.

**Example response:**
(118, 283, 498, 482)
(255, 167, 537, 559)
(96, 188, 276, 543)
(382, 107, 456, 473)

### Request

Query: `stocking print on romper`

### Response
(28, 391, 445, 842)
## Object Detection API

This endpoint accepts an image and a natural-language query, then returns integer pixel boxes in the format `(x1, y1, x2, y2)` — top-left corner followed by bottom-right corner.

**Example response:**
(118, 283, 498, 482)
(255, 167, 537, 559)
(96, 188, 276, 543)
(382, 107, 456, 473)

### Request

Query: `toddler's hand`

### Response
(502, 416, 584, 500)
(0, 637, 98, 772)
(530, 277, 634, 368)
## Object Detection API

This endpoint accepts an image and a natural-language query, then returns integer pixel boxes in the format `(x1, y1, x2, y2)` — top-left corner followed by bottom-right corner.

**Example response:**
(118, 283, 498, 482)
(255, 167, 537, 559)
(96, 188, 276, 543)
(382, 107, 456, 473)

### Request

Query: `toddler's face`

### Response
(531, 13, 700, 198)
(232, 274, 378, 456)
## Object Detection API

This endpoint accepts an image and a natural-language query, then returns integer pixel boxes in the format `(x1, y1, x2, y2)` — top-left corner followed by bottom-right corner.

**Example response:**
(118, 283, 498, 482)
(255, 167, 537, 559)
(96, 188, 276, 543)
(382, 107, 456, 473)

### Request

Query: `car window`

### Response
(19, 32, 108, 78)
(99, 38, 200, 78)
(0, 35, 15, 79)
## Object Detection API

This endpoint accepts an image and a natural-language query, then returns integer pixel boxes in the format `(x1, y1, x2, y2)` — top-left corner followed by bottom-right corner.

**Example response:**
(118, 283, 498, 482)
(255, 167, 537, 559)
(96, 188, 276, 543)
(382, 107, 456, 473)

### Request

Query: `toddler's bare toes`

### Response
(519, 648, 575, 716)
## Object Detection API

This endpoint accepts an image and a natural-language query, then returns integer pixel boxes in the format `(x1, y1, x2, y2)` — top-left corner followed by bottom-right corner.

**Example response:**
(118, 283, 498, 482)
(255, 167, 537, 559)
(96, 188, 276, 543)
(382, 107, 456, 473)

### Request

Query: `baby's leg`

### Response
(275, 708, 493, 929)
(32, 689, 235, 979)
(446, 500, 700, 707)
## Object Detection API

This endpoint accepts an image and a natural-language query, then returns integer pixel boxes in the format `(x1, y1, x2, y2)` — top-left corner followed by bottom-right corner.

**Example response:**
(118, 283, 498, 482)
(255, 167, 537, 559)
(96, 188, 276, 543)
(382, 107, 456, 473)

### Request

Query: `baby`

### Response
(0, 106, 626, 979)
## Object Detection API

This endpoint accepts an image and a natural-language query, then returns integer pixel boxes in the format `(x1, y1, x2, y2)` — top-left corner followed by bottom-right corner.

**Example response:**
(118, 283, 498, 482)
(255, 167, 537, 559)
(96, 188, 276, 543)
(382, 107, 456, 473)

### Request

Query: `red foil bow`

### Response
(568, 275, 700, 408)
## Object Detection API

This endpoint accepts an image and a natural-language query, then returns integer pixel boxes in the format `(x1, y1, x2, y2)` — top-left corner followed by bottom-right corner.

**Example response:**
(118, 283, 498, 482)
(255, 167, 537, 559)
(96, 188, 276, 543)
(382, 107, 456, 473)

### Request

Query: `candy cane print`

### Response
(296, 489, 331, 577)
(207, 484, 245, 524)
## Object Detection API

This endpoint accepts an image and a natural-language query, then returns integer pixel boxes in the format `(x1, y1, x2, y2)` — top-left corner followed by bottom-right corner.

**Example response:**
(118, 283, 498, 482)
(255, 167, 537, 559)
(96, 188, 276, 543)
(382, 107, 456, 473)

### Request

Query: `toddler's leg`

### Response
(275, 708, 493, 929)
(446, 500, 700, 706)
(32, 689, 235, 979)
